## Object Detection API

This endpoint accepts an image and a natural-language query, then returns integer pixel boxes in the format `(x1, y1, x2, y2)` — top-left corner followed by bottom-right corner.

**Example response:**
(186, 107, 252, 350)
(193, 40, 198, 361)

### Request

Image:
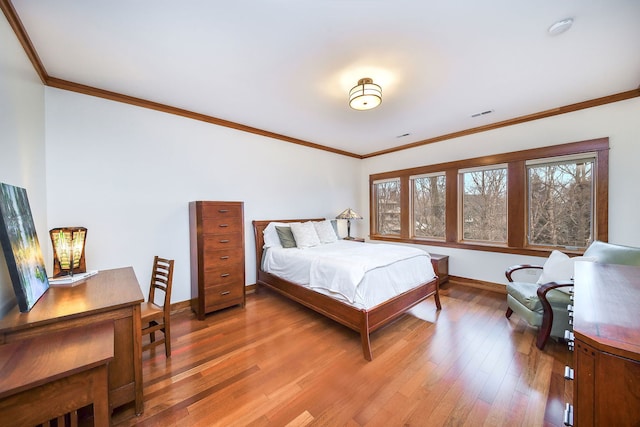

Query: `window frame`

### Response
(525, 153, 597, 249)
(369, 138, 609, 257)
(459, 164, 509, 245)
(410, 172, 447, 241)
(371, 177, 402, 237)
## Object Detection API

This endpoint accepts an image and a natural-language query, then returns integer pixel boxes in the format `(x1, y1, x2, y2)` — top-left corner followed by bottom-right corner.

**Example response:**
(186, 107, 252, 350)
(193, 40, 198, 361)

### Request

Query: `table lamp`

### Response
(336, 208, 362, 240)
(49, 227, 87, 277)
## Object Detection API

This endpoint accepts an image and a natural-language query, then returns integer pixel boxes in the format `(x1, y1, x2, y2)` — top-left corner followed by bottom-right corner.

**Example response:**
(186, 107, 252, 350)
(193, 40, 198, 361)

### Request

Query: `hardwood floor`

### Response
(112, 284, 572, 427)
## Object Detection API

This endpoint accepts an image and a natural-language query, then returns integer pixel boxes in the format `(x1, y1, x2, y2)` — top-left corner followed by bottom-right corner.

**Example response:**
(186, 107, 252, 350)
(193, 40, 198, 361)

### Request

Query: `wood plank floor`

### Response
(112, 284, 572, 426)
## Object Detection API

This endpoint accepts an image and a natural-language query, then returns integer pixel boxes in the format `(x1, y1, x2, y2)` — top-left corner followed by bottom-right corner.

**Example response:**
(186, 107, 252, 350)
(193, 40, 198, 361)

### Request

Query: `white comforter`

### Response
(262, 240, 435, 308)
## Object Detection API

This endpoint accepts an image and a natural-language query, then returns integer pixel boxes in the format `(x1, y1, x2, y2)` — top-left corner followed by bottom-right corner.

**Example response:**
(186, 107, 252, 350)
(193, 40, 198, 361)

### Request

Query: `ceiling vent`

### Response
(470, 109, 494, 118)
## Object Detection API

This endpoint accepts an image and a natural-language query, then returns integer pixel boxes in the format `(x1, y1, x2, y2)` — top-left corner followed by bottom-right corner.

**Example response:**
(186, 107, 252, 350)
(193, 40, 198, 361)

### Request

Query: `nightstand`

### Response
(429, 253, 449, 285)
(343, 237, 365, 242)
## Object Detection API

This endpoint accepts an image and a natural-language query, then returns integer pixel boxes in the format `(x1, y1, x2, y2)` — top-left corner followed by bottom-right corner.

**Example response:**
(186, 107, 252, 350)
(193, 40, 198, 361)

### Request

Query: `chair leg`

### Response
(536, 308, 554, 350)
(149, 320, 158, 343)
(505, 307, 513, 318)
(164, 320, 171, 357)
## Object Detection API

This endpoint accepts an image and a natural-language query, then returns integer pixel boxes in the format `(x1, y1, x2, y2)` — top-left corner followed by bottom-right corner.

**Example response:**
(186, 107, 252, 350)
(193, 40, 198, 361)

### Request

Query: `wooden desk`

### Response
(0, 322, 114, 426)
(0, 267, 144, 415)
(571, 262, 640, 426)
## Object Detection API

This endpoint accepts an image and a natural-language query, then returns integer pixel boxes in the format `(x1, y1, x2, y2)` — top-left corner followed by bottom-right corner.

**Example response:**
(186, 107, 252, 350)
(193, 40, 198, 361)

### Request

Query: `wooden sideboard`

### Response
(0, 267, 145, 415)
(569, 262, 640, 426)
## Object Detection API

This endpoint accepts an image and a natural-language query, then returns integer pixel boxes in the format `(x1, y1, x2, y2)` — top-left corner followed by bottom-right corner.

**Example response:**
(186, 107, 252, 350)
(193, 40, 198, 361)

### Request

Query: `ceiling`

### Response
(7, 0, 640, 157)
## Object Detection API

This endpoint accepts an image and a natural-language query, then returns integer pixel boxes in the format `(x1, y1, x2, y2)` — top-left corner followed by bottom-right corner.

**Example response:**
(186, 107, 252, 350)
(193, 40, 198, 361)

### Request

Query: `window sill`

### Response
(369, 235, 584, 257)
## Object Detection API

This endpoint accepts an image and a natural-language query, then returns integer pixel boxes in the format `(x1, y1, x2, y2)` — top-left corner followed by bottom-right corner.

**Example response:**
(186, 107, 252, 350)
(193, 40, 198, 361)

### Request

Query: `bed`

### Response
(252, 218, 441, 361)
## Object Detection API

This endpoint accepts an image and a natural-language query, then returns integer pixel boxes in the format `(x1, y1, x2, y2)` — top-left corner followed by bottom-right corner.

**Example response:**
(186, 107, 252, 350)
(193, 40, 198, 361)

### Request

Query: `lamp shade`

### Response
(336, 208, 363, 220)
(349, 78, 382, 111)
(49, 227, 87, 277)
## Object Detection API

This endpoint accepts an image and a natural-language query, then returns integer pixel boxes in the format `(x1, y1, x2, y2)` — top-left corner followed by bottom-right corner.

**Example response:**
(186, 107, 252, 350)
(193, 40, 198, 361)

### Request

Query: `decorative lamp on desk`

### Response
(49, 227, 87, 277)
(336, 208, 362, 240)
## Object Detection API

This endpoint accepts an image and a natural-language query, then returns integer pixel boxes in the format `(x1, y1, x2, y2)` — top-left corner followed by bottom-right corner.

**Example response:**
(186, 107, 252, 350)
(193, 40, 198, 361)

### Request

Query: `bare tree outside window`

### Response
(374, 179, 401, 235)
(412, 174, 446, 239)
(462, 168, 507, 242)
(528, 159, 594, 248)
(369, 139, 608, 255)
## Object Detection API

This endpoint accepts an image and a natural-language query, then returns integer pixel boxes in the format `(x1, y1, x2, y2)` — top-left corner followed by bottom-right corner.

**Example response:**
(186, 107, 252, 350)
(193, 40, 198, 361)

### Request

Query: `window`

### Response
(527, 154, 595, 249)
(461, 165, 507, 243)
(373, 178, 401, 235)
(369, 138, 608, 256)
(411, 173, 446, 239)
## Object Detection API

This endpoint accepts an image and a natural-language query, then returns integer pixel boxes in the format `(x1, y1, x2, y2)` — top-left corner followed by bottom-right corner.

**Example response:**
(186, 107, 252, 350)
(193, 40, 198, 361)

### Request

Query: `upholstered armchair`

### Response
(505, 263, 573, 350)
(505, 240, 640, 350)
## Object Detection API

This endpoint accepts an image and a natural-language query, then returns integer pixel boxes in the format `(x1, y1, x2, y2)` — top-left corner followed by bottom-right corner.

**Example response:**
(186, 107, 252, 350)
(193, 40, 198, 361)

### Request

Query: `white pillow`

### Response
(313, 220, 338, 244)
(290, 222, 321, 248)
(536, 250, 596, 284)
(263, 222, 289, 248)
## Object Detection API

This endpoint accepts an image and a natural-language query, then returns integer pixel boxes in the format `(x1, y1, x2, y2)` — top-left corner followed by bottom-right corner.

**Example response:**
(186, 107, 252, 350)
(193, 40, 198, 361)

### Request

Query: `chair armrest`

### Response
(535, 280, 574, 350)
(505, 264, 543, 282)
(536, 280, 574, 298)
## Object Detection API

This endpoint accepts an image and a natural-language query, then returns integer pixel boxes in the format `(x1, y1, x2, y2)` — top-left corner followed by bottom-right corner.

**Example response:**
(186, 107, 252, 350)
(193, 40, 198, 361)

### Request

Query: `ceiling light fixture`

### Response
(349, 78, 382, 111)
(548, 18, 574, 36)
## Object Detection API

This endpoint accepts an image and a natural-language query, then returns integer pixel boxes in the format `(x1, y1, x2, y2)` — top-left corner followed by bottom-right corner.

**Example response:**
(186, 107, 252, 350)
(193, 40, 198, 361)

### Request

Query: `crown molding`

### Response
(362, 88, 640, 158)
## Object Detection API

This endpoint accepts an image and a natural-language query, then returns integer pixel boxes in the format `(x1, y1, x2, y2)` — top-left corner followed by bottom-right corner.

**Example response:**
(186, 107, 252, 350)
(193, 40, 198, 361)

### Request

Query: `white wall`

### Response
(45, 88, 362, 304)
(0, 15, 47, 315)
(361, 97, 640, 286)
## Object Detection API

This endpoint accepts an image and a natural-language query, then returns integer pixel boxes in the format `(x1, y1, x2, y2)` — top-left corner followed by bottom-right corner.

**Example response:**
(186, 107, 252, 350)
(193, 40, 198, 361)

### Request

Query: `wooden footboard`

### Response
(253, 219, 441, 361)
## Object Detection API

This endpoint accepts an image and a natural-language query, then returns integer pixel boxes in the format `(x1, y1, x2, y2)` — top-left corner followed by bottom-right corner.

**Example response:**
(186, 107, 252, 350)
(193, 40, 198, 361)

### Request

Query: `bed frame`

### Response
(252, 218, 441, 361)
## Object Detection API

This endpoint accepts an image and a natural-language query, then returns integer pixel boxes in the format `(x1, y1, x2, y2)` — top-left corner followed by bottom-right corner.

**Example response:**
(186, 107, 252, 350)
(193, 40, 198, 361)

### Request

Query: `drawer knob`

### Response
(220, 291, 230, 296)
(563, 403, 573, 426)
(564, 330, 575, 342)
(218, 209, 229, 213)
(220, 256, 230, 260)
(220, 239, 230, 243)
(221, 273, 230, 278)
(219, 224, 229, 227)
(564, 366, 574, 380)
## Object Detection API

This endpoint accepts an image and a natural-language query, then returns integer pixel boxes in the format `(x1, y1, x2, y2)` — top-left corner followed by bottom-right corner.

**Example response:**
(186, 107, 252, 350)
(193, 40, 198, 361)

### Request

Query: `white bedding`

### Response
(262, 240, 436, 309)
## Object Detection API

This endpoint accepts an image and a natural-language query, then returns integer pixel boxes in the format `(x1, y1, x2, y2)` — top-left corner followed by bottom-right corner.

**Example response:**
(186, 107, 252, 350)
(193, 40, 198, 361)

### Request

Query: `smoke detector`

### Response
(548, 18, 574, 36)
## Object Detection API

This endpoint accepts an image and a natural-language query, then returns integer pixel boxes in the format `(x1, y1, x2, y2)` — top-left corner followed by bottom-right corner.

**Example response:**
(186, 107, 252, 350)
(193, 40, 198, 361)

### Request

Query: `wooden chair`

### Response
(141, 256, 174, 357)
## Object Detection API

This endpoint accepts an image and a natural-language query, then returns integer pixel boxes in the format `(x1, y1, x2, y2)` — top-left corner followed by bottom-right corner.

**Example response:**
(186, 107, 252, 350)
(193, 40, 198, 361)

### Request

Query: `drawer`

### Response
(201, 203, 242, 219)
(203, 233, 242, 250)
(204, 283, 244, 309)
(203, 263, 244, 287)
(202, 248, 243, 269)
(202, 218, 242, 235)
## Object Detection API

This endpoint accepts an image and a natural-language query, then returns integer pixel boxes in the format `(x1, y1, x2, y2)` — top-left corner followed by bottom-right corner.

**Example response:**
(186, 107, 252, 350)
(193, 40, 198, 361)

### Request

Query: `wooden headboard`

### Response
(252, 218, 325, 276)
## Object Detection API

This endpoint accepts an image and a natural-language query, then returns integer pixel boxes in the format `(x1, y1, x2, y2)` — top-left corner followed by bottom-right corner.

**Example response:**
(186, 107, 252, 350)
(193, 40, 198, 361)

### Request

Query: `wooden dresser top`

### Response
(573, 261, 640, 361)
(0, 267, 144, 334)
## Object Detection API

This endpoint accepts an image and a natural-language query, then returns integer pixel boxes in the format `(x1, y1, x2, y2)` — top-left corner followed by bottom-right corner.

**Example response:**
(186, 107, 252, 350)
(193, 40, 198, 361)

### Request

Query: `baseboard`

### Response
(170, 299, 192, 314)
(448, 275, 507, 295)
(170, 284, 258, 315)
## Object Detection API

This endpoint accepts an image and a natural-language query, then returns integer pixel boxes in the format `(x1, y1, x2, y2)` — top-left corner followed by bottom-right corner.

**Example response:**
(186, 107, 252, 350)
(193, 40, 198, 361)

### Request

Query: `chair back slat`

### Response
(149, 256, 174, 308)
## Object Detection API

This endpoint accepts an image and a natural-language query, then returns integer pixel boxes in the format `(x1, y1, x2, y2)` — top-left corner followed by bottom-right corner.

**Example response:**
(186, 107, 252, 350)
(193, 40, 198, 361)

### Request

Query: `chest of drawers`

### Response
(567, 262, 640, 426)
(189, 201, 245, 320)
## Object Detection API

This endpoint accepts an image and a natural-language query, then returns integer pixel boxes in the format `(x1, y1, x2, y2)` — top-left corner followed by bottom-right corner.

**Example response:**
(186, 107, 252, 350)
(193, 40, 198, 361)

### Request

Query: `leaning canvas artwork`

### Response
(0, 182, 49, 312)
